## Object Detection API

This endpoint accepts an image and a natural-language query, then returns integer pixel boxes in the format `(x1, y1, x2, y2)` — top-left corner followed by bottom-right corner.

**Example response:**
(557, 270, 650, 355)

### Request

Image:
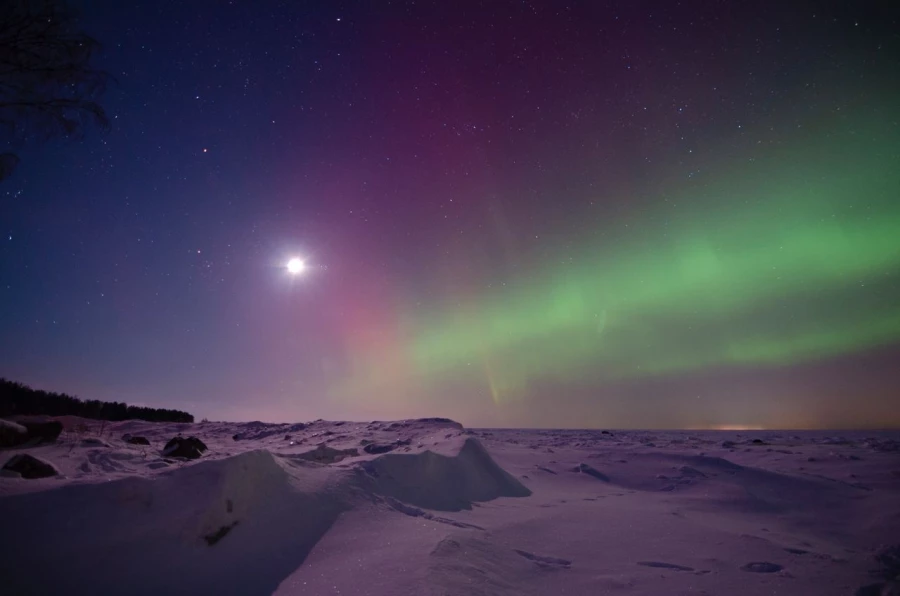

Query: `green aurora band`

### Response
(339, 112, 900, 403)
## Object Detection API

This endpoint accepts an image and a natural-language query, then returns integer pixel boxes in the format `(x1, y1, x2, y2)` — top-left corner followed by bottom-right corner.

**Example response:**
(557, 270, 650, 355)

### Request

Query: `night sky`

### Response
(2, 1, 899, 428)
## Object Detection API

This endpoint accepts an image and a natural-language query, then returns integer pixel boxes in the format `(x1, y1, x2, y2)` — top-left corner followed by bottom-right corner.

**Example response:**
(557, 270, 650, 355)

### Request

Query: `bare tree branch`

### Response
(0, 0, 110, 181)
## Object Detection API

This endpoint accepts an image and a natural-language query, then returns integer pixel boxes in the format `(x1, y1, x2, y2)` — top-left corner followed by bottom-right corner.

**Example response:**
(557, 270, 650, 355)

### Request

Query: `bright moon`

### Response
(286, 258, 305, 274)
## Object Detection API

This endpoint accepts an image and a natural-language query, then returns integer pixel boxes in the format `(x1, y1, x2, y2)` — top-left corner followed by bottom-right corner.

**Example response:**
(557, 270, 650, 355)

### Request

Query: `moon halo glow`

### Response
(286, 258, 306, 275)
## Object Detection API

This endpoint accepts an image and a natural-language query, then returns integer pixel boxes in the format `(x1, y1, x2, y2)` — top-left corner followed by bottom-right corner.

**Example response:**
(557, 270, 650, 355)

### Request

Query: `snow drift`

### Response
(0, 418, 530, 595)
(0, 449, 348, 595)
(2, 420, 899, 595)
(355, 437, 532, 511)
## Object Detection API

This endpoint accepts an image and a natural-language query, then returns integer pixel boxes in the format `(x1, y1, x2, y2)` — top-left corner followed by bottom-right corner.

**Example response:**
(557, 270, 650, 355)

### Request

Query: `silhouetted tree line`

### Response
(0, 378, 194, 423)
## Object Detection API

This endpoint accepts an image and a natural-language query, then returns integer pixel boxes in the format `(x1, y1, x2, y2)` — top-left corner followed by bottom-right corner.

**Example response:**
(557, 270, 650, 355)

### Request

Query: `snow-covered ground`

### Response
(1, 417, 899, 595)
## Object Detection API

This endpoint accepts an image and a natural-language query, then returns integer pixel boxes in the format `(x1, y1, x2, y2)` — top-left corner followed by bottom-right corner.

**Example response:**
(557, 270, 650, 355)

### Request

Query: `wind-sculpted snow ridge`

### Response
(0, 416, 531, 595)
(355, 437, 532, 511)
(0, 449, 349, 595)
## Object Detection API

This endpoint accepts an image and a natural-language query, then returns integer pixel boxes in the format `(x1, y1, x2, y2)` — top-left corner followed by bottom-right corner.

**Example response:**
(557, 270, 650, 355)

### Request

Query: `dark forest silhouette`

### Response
(0, 378, 194, 423)
(0, 0, 110, 181)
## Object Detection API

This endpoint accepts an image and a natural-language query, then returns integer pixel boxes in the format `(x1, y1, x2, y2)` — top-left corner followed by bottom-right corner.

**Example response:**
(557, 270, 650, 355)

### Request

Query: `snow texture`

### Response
(1, 418, 899, 595)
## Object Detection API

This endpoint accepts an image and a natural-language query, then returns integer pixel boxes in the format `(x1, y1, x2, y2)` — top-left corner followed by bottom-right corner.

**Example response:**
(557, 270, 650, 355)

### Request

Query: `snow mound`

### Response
(573, 451, 868, 530)
(0, 449, 349, 596)
(3, 422, 898, 594)
(0, 425, 532, 594)
(355, 437, 532, 511)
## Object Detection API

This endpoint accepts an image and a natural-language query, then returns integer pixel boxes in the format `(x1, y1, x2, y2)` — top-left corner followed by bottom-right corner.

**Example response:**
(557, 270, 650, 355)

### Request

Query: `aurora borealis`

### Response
(1, 1, 899, 428)
(334, 111, 900, 413)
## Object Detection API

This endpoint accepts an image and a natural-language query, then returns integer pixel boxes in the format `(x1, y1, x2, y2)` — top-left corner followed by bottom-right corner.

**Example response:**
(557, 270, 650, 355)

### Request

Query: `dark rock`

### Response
(721, 440, 736, 448)
(751, 439, 767, 445)
(0, 420, 28, 447)
(125, 436, 150, 446)
(165, 443, 201, 459)
(364, 442, 397, 455)
(2, 453, 59, 479)
(284, 435, 292, 440)
(163, 436, 208, 459)
(601, 430, 611, 435)
(232, 434, 242, 441)
(20, 420, 63, 444)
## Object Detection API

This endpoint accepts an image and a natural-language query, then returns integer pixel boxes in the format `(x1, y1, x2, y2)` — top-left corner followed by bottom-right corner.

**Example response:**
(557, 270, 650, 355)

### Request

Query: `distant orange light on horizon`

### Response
(698, 424, 767, 431)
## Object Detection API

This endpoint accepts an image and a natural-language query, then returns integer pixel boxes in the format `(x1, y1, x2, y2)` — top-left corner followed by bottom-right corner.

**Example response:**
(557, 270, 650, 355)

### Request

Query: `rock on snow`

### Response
(2, 453, 59, 479)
